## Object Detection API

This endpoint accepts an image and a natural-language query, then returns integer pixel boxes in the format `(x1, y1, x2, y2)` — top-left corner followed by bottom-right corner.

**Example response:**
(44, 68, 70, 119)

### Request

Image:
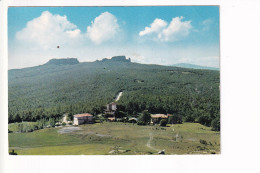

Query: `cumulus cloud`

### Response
(139, 18, 167, 36)
(66, 29, 81, 38)
(16, 11, 81, 50)
(86, 12, 119, 44)
(139, 16, 192, 42)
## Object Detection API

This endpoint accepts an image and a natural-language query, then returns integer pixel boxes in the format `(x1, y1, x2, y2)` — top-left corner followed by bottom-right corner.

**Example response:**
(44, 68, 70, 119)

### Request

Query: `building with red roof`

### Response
(73, 113, 93, 125)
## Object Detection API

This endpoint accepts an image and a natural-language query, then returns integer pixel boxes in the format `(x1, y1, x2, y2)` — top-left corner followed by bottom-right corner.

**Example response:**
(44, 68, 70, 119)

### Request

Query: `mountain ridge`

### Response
(10, 57, 219, 72)
(170, 63, 219, 71)
(45, 58, 80, 65)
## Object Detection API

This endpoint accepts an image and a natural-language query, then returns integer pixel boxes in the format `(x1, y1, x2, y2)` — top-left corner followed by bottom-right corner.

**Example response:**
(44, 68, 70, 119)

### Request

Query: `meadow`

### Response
(9, 122, 220, 155)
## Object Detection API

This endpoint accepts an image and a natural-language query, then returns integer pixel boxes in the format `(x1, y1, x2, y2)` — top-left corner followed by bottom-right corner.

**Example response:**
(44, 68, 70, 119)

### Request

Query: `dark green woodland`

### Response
(8, 56, 220, 131)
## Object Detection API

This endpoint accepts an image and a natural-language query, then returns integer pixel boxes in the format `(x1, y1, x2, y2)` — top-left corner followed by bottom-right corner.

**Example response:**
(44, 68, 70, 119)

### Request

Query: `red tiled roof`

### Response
(151, 114, 168, 118)
(74, 113, 93, 118)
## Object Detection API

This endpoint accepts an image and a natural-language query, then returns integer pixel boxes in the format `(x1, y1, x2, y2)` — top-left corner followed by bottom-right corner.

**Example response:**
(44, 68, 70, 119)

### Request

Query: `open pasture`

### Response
(9, 122, 220, 155)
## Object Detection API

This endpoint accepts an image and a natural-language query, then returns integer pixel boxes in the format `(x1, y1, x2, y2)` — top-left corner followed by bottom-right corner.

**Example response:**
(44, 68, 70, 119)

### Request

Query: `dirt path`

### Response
(115, 92, 123, 102)
(146, 132, 159, 151)
(146, 128, 176, 154)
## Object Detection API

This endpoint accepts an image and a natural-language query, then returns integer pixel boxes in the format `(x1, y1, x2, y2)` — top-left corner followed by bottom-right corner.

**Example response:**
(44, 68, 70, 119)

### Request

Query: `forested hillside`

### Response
(8, 56, 220, 130)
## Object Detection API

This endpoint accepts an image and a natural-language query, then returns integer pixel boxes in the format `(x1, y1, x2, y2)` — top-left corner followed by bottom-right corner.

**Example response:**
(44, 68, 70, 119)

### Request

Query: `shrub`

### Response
(27, 128, 33, 133)
(160, 119, 167, 126)
(62, 122, 66, 126)
(34, 125, 39, 130)
(200, 139, 207, 145)
(137, 120, 146, 125)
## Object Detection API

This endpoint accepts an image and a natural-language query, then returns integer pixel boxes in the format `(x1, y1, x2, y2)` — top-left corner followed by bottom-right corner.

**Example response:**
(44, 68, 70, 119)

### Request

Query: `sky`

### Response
(8, 6, 219, 69)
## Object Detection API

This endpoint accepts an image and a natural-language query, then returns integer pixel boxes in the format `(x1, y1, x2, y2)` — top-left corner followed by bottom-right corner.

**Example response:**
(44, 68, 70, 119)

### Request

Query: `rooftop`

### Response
(74, 113, 93, 118)
(151, 114, 169, 118)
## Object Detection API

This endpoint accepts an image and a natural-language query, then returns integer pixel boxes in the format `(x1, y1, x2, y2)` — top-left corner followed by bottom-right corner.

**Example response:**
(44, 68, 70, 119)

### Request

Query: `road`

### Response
(115, 92, 123, 102)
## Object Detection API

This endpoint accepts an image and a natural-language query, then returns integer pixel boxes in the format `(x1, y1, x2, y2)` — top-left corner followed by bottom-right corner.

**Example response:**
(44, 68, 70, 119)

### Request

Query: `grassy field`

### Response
(8, 122, 220, 155)
(8, 122, 38, 132)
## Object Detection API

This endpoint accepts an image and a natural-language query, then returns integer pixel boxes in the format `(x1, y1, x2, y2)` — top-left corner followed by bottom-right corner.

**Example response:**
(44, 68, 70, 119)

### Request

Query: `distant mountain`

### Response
(96, 56, 131, 63)
(171, 63, 219, 71)
(45, 58, 79, 65)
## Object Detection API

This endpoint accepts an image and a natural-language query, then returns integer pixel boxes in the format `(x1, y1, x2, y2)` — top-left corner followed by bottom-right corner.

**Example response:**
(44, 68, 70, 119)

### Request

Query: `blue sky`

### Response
(8, 6, 219, 69)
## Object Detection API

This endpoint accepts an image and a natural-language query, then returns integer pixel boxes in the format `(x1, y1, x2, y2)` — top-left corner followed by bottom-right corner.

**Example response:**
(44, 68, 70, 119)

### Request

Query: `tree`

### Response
(184, 115, 195, 122)
(14, 113, 22, 123)
(49, 118, 56, 127)
(18, 123, 23, 133)
(198, 114, 211, 127)
(211, 117, 220, 131)
(115, 111, 126, 118)
(160, 119, 167, 126)
(67, 113, 73, 121)
(137, 110, 151, 125)
(168, 114, 183, 124)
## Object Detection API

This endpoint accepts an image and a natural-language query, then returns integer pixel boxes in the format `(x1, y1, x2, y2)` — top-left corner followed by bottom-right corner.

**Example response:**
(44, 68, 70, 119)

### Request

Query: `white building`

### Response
(106, 102, 117, 111)
(105, 102, 117, 116)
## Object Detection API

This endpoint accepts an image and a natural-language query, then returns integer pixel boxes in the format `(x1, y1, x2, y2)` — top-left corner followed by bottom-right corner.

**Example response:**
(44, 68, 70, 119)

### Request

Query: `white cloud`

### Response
(161, 16, 192, 41)
(86, 12, 119, 44)
(16, 11, 81, 50)
(66, 29, 81, 38)
(202, 19, 212, 31)
(139, 18, 167, 36)
(139, 16, 192, 42)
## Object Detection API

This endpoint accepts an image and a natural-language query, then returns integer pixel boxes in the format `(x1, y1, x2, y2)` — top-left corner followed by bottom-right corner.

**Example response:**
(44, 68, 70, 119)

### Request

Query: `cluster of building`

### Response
(72, 102, 117, 125)
(70, 102, 173, 126)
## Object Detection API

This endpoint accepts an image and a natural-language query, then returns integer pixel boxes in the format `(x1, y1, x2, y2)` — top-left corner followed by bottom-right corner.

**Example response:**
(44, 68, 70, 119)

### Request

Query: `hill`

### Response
(8, 56, 220, 128)
(97, 56, 131, 63)
(45, 58, 80, 65)
(171, 63, 219, 71)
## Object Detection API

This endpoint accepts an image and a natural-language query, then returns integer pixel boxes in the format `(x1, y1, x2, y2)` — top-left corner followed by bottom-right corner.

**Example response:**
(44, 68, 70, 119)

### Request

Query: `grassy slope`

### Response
(9, 122, 220, 155)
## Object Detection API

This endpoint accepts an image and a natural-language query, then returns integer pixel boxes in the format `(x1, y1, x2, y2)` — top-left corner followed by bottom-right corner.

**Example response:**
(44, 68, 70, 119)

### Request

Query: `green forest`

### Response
(8, 57, 220, 131)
